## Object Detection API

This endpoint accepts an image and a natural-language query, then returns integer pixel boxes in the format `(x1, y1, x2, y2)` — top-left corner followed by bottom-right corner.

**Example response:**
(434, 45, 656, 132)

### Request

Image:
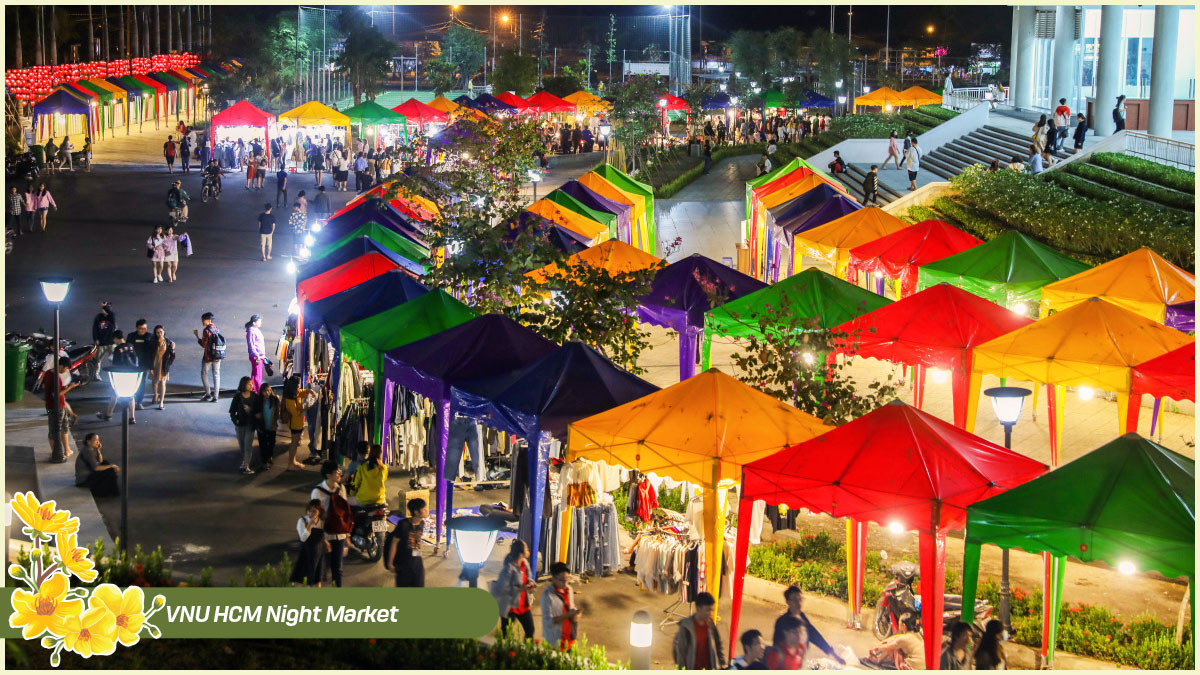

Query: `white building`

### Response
(1008, 5, 1194, 137)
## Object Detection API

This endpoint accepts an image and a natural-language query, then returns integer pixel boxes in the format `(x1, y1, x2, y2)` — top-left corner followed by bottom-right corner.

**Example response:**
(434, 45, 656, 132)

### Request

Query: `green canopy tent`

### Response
(545, 189, 618, 241)
(338, 291, 478, 439)
(961, 434, 1195, 667)
(310, 222, 430, 271)
(341, 100, 410, 152)
(701, 267, 892, 370)
(68, 80, 117, 137)
(145, 71, 192, 122)
(744, 157, 841, 224)
(594, 164, 657, 255)
(917, 231, 1091, 314)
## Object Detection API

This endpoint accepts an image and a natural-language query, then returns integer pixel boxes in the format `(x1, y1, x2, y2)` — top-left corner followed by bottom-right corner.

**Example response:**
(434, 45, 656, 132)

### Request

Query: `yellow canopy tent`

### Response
(427, 95, 464, 114)
(896, 86, 943, 107)
(853, 86, 905, 111)
(527, 239, 661, 284)
(1038, 248, 1195, 324)
(563, 90, 611, 117)
(791, 208, 911, 280)
(965, 297, 1194, 465)
(578, 171, 650, 252)
(278, 100, 351, 146)
(567, 369, 830, 608)
(87, 78, 130, 130)
(527, 199, 609, 246)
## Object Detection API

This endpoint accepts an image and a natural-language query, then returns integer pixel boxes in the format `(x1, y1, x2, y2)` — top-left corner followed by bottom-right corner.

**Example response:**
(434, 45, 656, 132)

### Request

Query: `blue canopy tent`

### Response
(465, 93, 519, 116)
(318, 197, 429, 248)
(799, 89, 836, 109)
(452, 341, 659, 573)
(381, 315, 558, 551)
(701, 92, 734, 110)
(32, 89, 95, 143)
(297, 236, 425, 281)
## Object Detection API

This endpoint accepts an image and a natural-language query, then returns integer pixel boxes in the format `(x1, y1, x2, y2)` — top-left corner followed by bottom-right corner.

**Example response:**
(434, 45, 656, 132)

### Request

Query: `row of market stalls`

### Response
(525, 165, 657, 254)
(853, 84, 944, 112)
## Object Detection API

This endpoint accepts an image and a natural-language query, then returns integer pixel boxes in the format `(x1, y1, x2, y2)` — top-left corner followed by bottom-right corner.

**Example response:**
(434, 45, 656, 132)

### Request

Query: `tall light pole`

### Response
(109, 367, 144, 554)
(39, 278, 71, 463)
(984, 385, 1032, 635)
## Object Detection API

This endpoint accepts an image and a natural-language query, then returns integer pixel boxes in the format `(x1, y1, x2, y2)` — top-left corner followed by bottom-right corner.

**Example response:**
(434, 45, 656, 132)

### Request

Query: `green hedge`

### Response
(1087, 152, 1195, 193)
(952, 165, 1194, 269)
(917, 104, 960, 122)
(1065, 162, 1195, 210)
(829, 113, 915, 139)
(899, 109, 942, 128)
(924, 196, 1108, 268)
(1043, 170, 1130, 203)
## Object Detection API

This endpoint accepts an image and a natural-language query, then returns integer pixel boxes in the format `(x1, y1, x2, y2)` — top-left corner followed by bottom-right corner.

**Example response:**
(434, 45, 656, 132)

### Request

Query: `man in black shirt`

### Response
(127, 319, 154, 409)
(773, 586, 846, 666)
(385, 497, 428, 587)
(99, 331, 140, 423)
(257, 204, 276, 262)
(92, 301, 117, 381)
(862, 165, 880, 206)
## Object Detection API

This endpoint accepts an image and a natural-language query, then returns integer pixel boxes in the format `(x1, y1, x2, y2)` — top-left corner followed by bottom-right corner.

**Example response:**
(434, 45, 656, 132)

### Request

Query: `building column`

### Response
(1014, 6, 1037, 109)
(1051, 6, 1078, 110)
(1094, 4, 1124, 136)
(1147, 4, 1181, 138)
(1009, 7, 1021, 103)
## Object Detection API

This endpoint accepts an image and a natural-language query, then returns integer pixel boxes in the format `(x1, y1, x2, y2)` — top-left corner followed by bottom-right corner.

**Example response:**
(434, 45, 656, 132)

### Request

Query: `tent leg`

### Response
(678, 326, 698, 382)
(960, 542, 982, 624)
(728, 497, 754, 653)
(700, 331, 714, 372)
(526, 430, 551, 575)
(918, 527, 946, 671)
(1041, 552, 1053, 664)
(433, 398, 451, 552)
(1149, 398, 1162, 437)
(1119, 391, 1138, 434)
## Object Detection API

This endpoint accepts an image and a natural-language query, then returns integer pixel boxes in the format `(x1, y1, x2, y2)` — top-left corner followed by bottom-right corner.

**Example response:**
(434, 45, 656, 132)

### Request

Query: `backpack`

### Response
(318, 485, 353, 534)
(206, 327, 227, 360)
(1112, 107, 1121, 124)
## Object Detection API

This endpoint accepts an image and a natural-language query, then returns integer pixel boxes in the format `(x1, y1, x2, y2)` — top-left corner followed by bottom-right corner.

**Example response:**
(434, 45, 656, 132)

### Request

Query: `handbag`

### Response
(146, 246, 154, 259)
(264, 359, 274, 377)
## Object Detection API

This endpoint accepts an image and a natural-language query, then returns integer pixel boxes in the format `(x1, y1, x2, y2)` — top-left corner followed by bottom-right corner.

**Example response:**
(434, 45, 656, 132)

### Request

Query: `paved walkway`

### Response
(670, 154, 760, 201)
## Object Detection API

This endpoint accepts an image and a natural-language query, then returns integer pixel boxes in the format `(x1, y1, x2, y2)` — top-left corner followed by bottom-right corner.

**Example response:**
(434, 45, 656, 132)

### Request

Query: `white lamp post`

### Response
(527, 169, 542, 201)
(108, 367, 144, 554)
(446, 515, 504, 587)
(983, 385, 1032, 633)
(835, 79, 844, 117)
(630, 609, 653, 669)
(39, 277, 72, 463)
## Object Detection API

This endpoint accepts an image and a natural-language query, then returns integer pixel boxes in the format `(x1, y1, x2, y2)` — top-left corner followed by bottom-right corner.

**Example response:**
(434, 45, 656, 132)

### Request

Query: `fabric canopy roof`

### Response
(339, 290, 478, 379)
(131, 74, 168, 94)
(527, 199, 609, 246)
(799, 89, 836, 107)
(320, 197, 428, 248)
(1166, 301, 1194, 332)
(563, 90, 610, 115)
(310, 222, 429, 272)
(701, 92, 733, 110)
(779, 196, 863, 241)
(211, 100, 274, 128)
(1038, 248, 1195, 324)
(526, 91, 576, 114)
(462, 93, 519, 116)
(754, 165, 820, 202)
(337, 186, 438, 223)
(65, 81, 108, 104)
(102, 76, 143, 99)
(1131, 342, 1195, 403)
(85, 79, 126, 100)
(792, 208, 911, 279)
(763, 90, 800, 108)
(392, 98, 450, 125)
(848, 219, 983, 298)
(558, 180, 631, 241)
(544, 188, 617, 240)
(298, 236, 421, 282)
(854, 86, 905, 107)
(426, 95, 463, 114)
(658, 93, 690, 111)
(638, 254, 768, 333)
(896, 86, 943, 106)
(144, 72, 187, 90)
(527, 239, 661, 284)
(301, 270, 429, 347)
(494, 92, 535, 114)
(296, 252, 402, 303)
(504, 211, 591, 256)
(278, 100, 350, 128)
(454, 341, 658, 442)
(341, 100, 408, 127)
(767, 183, 845, 223)
(593, 164, 656, 254)
(917, 231, 1091, 311)
(578, 172, 648, 238)
(33, 89, 91, 116)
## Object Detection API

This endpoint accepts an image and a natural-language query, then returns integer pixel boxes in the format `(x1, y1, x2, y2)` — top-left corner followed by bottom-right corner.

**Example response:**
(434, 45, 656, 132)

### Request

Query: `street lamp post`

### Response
(108, 367, 144, 554)
(39, 278, 72, 463)
(835, 79, 844, 117)
(983, 385, 1032, 634)
(527, 169, 542, 202)
(658, 98, 668, 150)
(630, 609, 653, 669)
(446, 515, 504, 588)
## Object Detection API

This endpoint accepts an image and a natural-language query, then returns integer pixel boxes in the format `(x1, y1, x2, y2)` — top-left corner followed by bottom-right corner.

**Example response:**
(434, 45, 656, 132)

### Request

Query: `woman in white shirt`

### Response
(147, 226, 167, 283)
(290, 499, 327, 587)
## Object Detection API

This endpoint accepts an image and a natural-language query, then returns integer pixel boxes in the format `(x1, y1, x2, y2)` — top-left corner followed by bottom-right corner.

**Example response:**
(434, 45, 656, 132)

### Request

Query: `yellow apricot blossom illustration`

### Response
(55, 532, 98, 583)
(60, 606, 118, 658)
(12, 493, 79, 538)
(9, 573, 82, 639)
(88, 585, 146, 647)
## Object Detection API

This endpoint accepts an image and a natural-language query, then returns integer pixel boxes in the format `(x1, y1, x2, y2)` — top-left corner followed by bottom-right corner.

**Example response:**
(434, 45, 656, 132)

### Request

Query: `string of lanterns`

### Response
(6, 52, 201, 102)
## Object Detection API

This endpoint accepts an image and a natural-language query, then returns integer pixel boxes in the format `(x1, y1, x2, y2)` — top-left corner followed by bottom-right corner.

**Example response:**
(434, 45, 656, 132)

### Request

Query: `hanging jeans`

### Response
(235, 424, 256, 469)
(443, 416, 485, 481)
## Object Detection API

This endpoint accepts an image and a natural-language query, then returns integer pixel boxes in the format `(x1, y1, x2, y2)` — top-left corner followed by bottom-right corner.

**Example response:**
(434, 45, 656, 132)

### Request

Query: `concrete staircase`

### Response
(830, 164, 905, 205)
(922, 125, 1073, 180)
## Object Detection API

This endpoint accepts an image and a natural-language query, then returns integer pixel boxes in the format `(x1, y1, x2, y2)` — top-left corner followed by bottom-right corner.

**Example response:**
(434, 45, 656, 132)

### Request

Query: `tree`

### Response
(728, 295, 899, 425)
(491, 48, 538, 96)
(333, 8, 393, 105)
(207, 12, 306, 109)
(728, 30, 771, 87)
(443, 24, 485, 89)
(680, 81, 716, 137)
(540, 59, 588, 97)
(605, 14, 617, 84)
(766, 27, 805, 77)
(604, 74, 662, 176)
(424, 60, 459, 96)
(807, 29, 859, 98)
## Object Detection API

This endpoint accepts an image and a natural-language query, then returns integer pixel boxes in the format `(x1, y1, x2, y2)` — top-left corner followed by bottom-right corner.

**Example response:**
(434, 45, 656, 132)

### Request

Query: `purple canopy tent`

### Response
(504, 210, 590, 258)
(1166, 301, 1194, 333)
(637, 254, 768, 381)
(450, 342, 659, 572)
(381, 315, 557, 551)
(762, 184, 849, 282)
(558, 180, 634, 245)
(775, 196, 863, 280)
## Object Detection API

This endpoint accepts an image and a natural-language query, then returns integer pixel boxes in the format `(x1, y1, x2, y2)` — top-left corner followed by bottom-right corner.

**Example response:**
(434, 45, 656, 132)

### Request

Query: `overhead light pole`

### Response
(108, 367, 145, 554)
(984, 385, 1033, 634)
(39, 277, 72, 463)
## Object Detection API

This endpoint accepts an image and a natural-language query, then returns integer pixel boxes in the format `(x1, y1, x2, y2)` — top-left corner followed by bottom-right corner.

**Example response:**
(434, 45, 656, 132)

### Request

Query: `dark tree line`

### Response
(7, 5, 216, 67)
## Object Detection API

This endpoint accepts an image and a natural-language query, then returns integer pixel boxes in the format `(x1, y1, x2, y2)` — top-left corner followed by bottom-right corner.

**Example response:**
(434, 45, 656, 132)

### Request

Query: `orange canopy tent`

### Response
(896, 85, 943, 107)
(1038, 248, 1195, 324)
(853, 86, 905, 110)
(526, 199, 609, 246)
(791, 208, 911, 280)
(426, 95, 464, 115)
(563, 90, 611, 116)
(567, 369, 830, 609)
(577, 171, 651, 252)
(966, 297, 1194, 465)
(526, 239, 661, 284)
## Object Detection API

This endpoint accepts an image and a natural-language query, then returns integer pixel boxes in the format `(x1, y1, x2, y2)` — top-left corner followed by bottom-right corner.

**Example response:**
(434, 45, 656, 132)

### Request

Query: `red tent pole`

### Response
(1046, 384, 1059, 466)
(728, 497, 754, 652)
(951, 358, 970, 429)
(1124, 390, 1141, 433)
(918, 517, 946, 670)
(915, 364, 926, 410)
(1040, 551, 1054, 662)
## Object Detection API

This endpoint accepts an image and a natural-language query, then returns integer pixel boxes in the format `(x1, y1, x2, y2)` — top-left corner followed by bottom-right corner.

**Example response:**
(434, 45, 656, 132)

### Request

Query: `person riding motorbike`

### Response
(203, 160, 223, 197)
(167, 180, 190, 223)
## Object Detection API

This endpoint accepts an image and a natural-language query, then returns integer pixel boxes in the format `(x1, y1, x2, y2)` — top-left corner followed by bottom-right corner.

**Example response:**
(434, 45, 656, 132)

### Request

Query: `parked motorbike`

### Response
(8, 332, 98, 391)
(5, 152, 39, 184)
(872, 561, 993, 641)
(348, 503, 390, 562)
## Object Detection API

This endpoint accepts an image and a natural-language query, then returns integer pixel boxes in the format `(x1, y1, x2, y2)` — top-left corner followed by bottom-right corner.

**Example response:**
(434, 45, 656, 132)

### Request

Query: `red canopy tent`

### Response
(293, 252, 406, 356)
(659, 92, 691, 111)
(209, 100, 275, 150)
(331, 186, 438, 223)
(1130, 342, 1195, 437)
(732, 401, 1047, 670)
(525, 91, 576, 116)
(832, 284, 1033, 427)
(494, 92, 537, 115)
(391, 98, 449, 129)
(848, 220, 983, 298)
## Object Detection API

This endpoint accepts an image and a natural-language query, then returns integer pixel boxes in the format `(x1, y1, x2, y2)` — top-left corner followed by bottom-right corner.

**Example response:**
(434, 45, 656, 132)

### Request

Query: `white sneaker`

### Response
(153, 277, 159, 284)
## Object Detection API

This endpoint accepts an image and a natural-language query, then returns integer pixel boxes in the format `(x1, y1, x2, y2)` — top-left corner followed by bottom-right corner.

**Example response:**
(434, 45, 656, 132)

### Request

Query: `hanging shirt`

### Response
(636, 478, 659, 523)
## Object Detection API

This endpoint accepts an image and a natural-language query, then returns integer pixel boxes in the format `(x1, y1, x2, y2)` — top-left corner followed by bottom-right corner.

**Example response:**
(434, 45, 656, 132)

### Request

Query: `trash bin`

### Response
(6, 342, 31, 403)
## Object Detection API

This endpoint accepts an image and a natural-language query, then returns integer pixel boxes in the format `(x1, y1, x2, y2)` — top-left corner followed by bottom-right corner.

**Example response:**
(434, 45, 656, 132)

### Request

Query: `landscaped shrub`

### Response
(1043, 170, 1128, 203)
(952, 165, 1194, 269)
(1065, 161, 1195, 210)
(1087, 152, 1195, 193)
(829, 113, 910, 139)
(899, 109, 941, 128)
(917, 105, 960, 122)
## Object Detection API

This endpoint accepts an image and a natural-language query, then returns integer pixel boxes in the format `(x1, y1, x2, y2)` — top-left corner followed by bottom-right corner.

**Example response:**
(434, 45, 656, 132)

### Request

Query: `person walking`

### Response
(282, 375, 316, 469)
(255, 382, 280, 470)
(32, 184, 57, 232)
(148, 325, 175, 410)
(1031, 115, 1049, 154)
(180, 133, 192, 173)
(940, 621, 973, 669)
(276, 166, 288, 207)
(43, 360, 79, 462)
(148, 226, 167, 284)
(21, 185, 36, 234)
(57, 137, 74, 172)
(491, 539, 537, 639)
(257, 204, 276, 262)
(98, 331, 138, 423)
(774, 586, 845, 665)
(386, 497, 428, 588)
(904, 138, 921, 191)
(195, 312, 224, 402)
(256, 155, 268, 190)
(312, 146, 325, 186)
(862, 165, 880, 206)
(973, 619, 1007, 669)
(1052, 98, 1071, 152)
(290, 499, 327, 586)
(702, 141, 712, 174)
(7, 185, 25, 236)
(1072, 113, 1089, 153)
(245, 151, 257, 190)
(75, 433, 121, 497)
(730, 630, 768, 670)
(540, 562, 582, 650)
(312, 461, 351, 587)
(229, 376, 259, 475)
(245, 314, 266, 392)
(312, 186, 330, 223)
(92, 301, 117, 382)
(1113, 95, 1127, 132)
(163, 135, 177, 173)
(883, 130, 903, 170)
(127, 319, 154, 411)
(764, 614, 808, 669)
(353, 153, 369, 192)
(672, 592, 725, 669)
(288, 201, 307, 257)
(162, 225, 185, 283)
